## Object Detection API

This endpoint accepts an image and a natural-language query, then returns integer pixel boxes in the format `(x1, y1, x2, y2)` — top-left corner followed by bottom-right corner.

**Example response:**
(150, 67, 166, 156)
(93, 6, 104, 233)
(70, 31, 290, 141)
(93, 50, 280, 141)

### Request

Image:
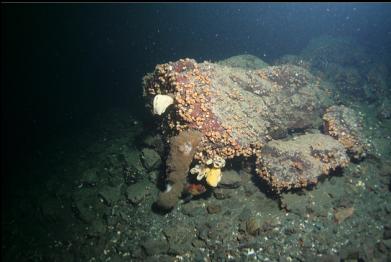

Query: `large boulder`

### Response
(143, 58, 332, 167)
(142, 57, 369, 193)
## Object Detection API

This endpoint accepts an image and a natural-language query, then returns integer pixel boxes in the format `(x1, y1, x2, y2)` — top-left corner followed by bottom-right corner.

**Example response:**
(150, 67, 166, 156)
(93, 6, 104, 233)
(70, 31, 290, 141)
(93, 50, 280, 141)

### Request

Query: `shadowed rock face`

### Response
(143, 57, 360, 193)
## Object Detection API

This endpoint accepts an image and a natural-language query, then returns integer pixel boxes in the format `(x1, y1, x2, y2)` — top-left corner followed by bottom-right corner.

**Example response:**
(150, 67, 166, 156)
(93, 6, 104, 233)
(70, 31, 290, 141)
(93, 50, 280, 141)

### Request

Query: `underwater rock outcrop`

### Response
(217, 54, 269, 70)
(143, 57, 364, 197)
(323, 105, 368, 160)
(156, 129, 203, 209)
(143, 58, 332, 167)
(256, 133, 349, 192)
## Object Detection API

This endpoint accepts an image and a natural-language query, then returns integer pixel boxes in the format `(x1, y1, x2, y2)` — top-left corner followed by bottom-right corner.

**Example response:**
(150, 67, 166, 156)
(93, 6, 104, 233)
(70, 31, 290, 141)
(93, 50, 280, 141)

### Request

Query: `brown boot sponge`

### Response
(156, 129, 203, 209)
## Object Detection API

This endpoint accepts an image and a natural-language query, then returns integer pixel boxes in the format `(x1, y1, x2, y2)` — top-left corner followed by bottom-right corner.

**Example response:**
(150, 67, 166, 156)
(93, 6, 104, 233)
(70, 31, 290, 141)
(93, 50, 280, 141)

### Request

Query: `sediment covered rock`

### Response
(218, 169, 241, 189)
(140, 148, 162, 171)
(217, 54, 269, 70)
(323, 105, 368, 160)
(256, 134, 349, 191)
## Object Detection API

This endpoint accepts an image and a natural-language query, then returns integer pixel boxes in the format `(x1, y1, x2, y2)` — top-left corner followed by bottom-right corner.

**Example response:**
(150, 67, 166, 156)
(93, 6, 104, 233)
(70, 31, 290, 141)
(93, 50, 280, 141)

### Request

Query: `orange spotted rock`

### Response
(143, 59, 331, 167)
(143, 57, 354, 192)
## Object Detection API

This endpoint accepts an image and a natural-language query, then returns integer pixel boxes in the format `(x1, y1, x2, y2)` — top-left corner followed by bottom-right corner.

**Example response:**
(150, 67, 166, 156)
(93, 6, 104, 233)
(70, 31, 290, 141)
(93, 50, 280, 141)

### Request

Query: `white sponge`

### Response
(153, 94, 174, 115)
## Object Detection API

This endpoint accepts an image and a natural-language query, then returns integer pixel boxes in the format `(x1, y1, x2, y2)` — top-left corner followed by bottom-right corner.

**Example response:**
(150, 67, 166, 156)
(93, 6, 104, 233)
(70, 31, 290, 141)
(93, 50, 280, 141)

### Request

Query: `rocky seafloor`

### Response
(2, 36, 391, 261)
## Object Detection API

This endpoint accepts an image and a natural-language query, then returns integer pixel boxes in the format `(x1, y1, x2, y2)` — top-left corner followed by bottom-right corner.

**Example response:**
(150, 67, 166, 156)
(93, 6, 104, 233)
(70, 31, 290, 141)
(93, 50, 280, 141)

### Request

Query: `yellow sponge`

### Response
(205, 168, 222, 187)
